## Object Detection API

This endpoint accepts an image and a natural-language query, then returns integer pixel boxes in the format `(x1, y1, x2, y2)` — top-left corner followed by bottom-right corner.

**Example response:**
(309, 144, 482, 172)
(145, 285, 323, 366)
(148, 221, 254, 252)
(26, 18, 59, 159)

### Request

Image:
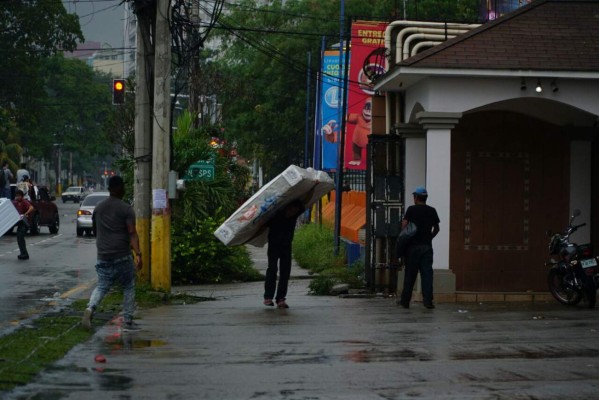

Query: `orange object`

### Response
(321, 191, 366, 243)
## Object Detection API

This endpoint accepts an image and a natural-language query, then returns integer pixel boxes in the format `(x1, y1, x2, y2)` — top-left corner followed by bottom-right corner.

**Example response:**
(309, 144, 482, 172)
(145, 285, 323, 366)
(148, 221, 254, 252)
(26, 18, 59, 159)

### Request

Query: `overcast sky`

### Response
(62, 0, 125, 47)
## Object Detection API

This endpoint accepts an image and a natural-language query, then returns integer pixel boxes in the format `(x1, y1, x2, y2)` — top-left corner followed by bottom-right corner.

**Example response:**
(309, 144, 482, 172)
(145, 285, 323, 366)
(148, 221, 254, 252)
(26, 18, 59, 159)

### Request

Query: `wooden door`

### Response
(450, 111, 569, 291)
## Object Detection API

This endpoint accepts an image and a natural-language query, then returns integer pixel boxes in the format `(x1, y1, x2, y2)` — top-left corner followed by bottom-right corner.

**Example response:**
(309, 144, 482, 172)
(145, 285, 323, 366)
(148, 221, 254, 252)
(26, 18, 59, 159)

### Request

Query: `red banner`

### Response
(344, 21, 387, 170)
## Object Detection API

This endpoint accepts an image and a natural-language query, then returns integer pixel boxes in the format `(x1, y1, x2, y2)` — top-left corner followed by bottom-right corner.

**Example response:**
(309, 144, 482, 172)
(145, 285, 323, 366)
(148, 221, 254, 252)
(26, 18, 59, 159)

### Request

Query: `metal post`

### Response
(304, 51, 311, 169)
(334, 6, 350, 257)
(334, 0, 345, 256)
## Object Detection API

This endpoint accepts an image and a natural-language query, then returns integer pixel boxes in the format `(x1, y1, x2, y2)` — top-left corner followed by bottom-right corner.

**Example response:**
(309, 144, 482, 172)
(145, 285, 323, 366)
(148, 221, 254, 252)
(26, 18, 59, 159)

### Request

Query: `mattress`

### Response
(0, 197, 20, 237)
(214, 165, 334, 247)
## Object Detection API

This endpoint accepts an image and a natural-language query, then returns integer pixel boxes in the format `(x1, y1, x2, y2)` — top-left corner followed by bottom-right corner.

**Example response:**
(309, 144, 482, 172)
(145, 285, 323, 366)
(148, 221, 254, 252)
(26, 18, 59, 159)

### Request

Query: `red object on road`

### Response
(94, 354, 106, 363)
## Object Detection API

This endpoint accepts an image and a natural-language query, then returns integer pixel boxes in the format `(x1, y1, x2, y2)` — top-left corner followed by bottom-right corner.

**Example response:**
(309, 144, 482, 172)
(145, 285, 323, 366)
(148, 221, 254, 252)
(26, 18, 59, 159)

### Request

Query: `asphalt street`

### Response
(5, 247, 599, 400)
(0, 201, 97, 334)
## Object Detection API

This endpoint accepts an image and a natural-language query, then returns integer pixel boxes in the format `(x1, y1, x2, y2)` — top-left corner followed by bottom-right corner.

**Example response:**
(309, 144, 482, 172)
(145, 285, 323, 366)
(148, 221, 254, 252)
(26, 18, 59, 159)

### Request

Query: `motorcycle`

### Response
(546, 209, 598, 308)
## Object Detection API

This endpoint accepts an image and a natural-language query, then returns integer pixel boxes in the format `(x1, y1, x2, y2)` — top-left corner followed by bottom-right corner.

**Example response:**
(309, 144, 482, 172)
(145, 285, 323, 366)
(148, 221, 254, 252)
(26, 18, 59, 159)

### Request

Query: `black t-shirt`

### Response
(403, 204, 440, 246)
(267, 204, 305, 247)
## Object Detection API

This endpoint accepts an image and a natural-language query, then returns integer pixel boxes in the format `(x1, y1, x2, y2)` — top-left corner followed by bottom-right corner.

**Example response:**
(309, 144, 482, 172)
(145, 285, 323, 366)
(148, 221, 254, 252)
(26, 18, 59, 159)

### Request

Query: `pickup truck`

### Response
(11, 185, 60, 235)
(61, 186, 88, 203)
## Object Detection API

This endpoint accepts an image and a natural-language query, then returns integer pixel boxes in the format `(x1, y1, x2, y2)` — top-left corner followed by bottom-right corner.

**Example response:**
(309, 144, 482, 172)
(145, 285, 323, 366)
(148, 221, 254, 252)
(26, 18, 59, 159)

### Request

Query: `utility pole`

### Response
(134, 1, 155, 283)
(189, 0, 201, 127)
(151, 0, 172, 291)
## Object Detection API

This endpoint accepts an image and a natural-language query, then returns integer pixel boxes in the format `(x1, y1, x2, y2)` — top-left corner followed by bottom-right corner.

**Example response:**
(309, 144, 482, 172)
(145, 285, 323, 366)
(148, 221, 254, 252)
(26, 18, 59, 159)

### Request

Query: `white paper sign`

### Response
(152, 189, 168, 209)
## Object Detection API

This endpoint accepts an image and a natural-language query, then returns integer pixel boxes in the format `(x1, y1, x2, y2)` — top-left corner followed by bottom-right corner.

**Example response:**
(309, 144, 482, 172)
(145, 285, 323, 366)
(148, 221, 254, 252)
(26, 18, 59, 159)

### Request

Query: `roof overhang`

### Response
(374, 67, 599, 92)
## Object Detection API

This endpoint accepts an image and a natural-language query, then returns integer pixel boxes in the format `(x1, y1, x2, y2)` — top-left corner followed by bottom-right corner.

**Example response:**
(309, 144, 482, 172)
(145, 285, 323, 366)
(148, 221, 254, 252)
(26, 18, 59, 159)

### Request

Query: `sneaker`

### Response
(17, 254, 29, 260)
(81, 308, 93, 330)
(424, 303, 435, 309)
(263, 299, 274, 307)
(122, 321, 141, 332)
(276, 300, 289, 309)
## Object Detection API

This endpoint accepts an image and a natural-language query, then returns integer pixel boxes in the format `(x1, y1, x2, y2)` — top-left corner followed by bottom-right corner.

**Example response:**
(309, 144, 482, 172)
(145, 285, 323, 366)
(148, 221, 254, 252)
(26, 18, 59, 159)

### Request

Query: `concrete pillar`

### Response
(416, 112, 462, 270)
(570, 140, 592, 243)
(397, 124, 426, 207)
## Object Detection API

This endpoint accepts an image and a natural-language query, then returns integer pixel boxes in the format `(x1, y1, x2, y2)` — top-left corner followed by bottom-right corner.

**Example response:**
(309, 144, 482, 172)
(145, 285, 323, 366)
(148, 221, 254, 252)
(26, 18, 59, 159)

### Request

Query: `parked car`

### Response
(61, 186, 88, 203)
(76, 192, 109, 236)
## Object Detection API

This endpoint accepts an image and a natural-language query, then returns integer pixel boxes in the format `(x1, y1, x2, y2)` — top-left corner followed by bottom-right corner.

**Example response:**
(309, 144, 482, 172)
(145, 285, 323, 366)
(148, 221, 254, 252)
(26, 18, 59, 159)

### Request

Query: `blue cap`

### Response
(413, 186, 428, 196)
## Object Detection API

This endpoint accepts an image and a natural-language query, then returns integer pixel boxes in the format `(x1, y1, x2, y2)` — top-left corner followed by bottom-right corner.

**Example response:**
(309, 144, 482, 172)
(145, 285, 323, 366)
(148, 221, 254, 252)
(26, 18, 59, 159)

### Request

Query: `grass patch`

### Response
(293, 224, 366, 295)
(308, 261, 365, 295)
(0, 285, 212, 392)
(0, 315, 92, 390)
(292, 224, 346, 273)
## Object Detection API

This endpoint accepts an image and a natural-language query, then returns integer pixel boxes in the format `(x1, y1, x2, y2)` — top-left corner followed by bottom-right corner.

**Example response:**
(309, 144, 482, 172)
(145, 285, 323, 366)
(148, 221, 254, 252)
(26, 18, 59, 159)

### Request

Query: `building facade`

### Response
(374, 0, 599, 294)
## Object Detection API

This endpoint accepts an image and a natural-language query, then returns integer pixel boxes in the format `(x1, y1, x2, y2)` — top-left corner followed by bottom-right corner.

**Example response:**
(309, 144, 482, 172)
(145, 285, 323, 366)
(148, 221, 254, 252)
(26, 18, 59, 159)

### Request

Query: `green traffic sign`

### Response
(185, 160, 215, 181)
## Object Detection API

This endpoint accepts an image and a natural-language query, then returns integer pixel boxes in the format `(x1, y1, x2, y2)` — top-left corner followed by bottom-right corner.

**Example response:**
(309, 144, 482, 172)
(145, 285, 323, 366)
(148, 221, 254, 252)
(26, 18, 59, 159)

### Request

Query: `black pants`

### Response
(264, 244, 292, 301)
(16, 220, 28, 256)
(400, 244, 434, 305)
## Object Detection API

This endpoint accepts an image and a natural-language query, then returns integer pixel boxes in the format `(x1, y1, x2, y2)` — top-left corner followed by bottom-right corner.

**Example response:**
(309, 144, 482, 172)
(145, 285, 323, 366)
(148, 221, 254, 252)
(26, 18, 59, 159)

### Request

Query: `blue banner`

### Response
(320, 51, 343, 170)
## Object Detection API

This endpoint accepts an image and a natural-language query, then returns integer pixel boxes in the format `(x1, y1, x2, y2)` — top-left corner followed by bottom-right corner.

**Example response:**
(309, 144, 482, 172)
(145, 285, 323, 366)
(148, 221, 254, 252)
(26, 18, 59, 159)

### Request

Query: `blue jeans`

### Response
(400, 244, 434, 305)
(87, 255, 136, 323)
(1, 187, 11, 199)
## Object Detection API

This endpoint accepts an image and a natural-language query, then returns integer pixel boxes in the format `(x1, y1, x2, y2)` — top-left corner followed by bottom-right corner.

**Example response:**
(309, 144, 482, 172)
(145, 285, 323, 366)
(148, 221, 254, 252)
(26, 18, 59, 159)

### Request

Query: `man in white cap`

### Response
(398, 186, 440, 309)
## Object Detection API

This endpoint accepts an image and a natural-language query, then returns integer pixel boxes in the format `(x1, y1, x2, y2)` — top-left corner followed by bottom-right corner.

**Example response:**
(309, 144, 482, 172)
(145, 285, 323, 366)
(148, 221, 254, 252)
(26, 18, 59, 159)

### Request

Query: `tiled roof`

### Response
(399, 0, 599, 72)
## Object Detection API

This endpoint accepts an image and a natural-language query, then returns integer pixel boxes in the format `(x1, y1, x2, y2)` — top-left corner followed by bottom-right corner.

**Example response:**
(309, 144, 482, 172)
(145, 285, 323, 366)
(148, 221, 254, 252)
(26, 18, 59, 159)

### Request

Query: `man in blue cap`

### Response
(398, 186, 440, 309)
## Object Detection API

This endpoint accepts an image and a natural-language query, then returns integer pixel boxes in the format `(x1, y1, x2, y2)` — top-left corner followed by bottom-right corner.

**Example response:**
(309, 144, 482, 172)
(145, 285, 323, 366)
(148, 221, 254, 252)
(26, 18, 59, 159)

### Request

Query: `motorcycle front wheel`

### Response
(548, 268, 582, 305)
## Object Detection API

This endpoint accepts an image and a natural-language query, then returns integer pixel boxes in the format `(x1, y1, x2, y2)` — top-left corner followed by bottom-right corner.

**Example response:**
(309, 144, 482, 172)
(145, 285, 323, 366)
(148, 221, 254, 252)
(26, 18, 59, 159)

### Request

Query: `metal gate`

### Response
(365, 134, 404, 293)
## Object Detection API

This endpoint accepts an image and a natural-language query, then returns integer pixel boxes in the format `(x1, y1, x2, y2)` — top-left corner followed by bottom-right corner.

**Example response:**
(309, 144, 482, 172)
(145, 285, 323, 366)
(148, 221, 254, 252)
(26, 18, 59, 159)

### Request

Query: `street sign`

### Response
(184, 159, 215, 181)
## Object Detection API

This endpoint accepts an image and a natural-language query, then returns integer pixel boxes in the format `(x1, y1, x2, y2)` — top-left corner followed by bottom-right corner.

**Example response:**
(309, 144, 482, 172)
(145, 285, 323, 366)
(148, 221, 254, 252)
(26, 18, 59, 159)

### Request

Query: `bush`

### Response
(308, 261, 365, 295)
(292, 224, 346, 273)
(172, 216, 263, 284)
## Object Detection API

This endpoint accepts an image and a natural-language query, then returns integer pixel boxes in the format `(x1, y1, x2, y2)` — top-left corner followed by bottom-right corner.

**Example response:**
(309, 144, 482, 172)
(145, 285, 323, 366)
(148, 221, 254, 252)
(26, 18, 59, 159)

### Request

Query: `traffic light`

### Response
(112, 79, 125, 105)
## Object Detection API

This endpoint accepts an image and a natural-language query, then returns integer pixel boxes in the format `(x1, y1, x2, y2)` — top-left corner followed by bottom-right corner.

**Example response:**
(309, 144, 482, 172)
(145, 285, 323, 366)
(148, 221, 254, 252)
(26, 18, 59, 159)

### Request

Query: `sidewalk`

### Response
(7, 246, 599, 399)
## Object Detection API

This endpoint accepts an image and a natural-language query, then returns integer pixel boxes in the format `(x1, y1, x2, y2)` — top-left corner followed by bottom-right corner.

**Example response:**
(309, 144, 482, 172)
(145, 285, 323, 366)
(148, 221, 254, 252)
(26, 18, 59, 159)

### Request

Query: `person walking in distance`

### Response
(263, 199, 305, 309)
(398, 186, 440, 309)
(12, 189, 34, 260)
(82, 176, 142, 331)
(1, 161, 13, 198)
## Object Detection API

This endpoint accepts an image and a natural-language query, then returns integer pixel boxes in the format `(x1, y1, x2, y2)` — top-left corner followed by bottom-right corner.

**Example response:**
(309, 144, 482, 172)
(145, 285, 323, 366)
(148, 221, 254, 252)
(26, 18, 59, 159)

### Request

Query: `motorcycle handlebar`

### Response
(575, 223, 587, 229)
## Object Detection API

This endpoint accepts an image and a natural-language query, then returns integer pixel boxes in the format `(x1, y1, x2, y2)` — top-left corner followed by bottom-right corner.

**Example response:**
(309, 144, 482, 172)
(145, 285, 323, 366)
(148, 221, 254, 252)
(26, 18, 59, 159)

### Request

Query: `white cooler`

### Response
(0, 197, 20, 237)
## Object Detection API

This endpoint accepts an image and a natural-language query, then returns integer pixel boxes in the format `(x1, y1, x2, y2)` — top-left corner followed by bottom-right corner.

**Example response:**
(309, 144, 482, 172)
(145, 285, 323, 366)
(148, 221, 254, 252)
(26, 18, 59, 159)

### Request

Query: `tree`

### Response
(0, 0, 83, 138)
(212, 0, 478, 178)
(170, 110, 257, 284)
(34, 55, 115, 180)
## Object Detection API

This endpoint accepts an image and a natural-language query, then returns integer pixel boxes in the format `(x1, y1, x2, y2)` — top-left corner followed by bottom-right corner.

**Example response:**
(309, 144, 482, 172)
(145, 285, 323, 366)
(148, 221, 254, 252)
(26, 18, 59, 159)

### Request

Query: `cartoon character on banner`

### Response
(321, 120, 339, 143)
(347, 98, 372, 166)
(347, 62, 384, 167)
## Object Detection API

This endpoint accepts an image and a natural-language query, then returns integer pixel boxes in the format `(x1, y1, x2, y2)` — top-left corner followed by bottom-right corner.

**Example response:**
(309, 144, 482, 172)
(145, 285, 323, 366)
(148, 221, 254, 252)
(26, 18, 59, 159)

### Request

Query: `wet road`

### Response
(0, 201, 97, 333)
(7, 257, 599, 400)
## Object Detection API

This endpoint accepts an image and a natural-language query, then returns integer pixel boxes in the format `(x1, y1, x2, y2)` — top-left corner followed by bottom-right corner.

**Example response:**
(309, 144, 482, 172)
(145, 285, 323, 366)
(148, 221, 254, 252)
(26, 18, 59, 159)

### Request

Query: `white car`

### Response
(62, 186, 88, 203)
(76, 192, 109, 236)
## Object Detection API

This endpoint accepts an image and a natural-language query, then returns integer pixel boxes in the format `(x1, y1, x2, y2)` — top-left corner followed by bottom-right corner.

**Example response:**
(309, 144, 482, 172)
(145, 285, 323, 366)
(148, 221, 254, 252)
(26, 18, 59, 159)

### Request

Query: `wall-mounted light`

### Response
(535, 79, 543, 93)
(551, 79, 559, 93)
(520, 78, 527, 91)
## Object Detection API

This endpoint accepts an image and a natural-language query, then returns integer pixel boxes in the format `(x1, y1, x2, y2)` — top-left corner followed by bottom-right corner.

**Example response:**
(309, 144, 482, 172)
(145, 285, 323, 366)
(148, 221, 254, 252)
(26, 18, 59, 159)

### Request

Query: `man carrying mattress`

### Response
(263, 199, 306, 309)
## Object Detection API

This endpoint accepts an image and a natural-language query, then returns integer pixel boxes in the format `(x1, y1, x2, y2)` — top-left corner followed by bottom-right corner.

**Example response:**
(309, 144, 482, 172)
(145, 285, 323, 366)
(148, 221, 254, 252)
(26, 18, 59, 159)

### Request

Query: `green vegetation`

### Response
(0, 285, 210, 392)
(214, 0, 478, 178)
(293, 223, 346, 273)
(170, 110, 261, 284)
(0, 315, 92, 390)
(308, 261, 365, 296)
(293, 223, 366, 295)
(172, 216, 263, 284)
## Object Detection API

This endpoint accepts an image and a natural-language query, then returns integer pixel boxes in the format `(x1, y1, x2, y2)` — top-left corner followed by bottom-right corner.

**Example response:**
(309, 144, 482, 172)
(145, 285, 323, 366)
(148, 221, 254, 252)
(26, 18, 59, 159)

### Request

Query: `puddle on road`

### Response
(344, 348, 432, 363)
(103, 332, 167, 353)
(96, 373, 134, 391)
